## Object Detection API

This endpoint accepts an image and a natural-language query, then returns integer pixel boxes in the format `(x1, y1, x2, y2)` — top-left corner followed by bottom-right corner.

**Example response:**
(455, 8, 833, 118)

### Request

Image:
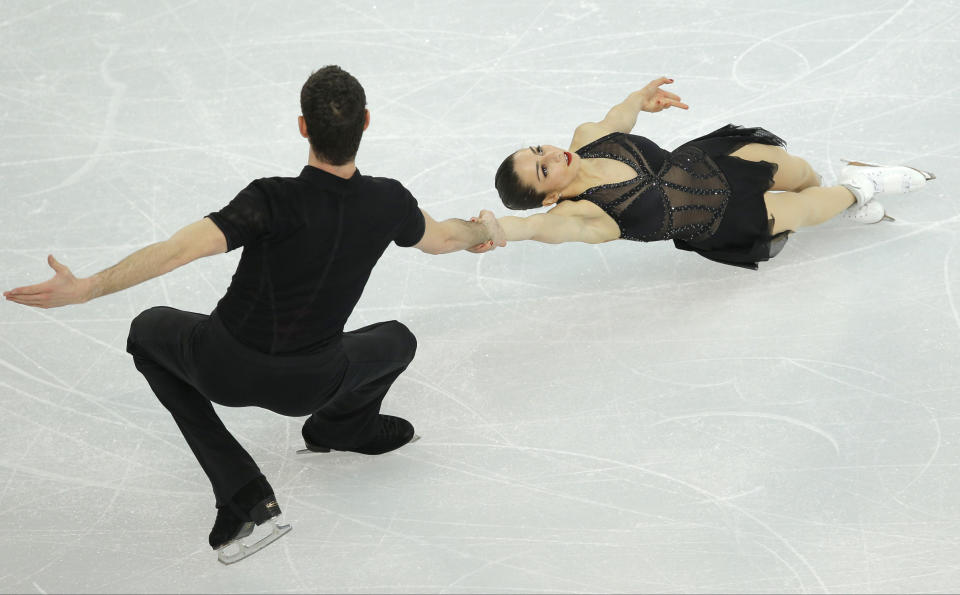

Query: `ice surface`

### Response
(1, 0, 959, 592)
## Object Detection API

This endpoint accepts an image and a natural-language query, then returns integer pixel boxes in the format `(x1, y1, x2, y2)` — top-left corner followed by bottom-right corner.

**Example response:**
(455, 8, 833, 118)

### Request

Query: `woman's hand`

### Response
(467, 211, 507, 253)
(636, 77, 689, 113)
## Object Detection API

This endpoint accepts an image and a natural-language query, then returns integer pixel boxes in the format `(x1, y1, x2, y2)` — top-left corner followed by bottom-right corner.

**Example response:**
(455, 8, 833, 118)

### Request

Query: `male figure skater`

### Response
(4, 65, 504, 563)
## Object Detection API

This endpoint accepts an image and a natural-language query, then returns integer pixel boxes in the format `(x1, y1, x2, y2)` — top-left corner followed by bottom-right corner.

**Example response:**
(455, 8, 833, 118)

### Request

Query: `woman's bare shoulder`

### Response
(569, 122, 613, 152)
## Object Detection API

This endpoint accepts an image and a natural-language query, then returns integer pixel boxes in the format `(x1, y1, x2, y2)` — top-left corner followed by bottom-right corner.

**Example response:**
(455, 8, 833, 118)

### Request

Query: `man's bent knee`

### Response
(126, 306, 171, 355)
(385, 320, 417, 364)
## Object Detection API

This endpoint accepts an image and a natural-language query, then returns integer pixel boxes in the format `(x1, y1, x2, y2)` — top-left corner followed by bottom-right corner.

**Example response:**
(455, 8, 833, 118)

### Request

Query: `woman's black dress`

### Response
(566, 124, 790, 270)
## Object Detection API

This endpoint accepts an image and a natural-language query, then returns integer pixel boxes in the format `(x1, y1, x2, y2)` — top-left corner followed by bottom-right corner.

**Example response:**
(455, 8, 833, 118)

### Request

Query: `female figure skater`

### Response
(490, 77, 934, 269)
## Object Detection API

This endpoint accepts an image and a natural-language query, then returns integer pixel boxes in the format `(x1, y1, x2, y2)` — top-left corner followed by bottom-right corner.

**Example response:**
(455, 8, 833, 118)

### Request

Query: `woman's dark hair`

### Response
(494, 152, 547, 210)
(300, 65, 366, 165)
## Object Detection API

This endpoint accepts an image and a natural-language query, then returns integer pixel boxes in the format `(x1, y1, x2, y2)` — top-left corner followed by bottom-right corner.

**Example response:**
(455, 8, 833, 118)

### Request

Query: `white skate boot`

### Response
(840, 159, 934, 196)
(839, 175, 876, 208)
(838, 200, 894, 224)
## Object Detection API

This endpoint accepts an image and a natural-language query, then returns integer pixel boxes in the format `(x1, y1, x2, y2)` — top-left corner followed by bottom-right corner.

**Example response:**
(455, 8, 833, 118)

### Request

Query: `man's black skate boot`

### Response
(302, 414, 416, 455)
(209, 506, 253, 550)
(208, 475, 282, 550)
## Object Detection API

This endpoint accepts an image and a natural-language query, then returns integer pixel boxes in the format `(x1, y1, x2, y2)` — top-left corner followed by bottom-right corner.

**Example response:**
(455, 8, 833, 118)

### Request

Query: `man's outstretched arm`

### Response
(414, 209, 504, 254)
(4, 218, 227, 309)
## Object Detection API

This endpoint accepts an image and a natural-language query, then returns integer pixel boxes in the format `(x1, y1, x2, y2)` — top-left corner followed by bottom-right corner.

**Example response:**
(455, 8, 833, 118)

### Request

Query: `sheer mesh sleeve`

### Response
(207, 180, 273, 251)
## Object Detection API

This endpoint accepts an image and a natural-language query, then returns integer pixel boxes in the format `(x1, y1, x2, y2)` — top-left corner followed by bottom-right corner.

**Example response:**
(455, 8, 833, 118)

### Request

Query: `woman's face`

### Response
(512, 144, 580, 202)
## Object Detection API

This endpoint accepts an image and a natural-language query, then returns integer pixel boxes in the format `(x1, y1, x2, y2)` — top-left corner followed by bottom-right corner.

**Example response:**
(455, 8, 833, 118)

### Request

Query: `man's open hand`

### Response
(4, 255, 89, 309)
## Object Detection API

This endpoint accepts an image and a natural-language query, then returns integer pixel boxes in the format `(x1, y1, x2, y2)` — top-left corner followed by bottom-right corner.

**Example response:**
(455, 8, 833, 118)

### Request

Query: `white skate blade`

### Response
(217, 518, 292, 565)
(841, 159, 936, 181)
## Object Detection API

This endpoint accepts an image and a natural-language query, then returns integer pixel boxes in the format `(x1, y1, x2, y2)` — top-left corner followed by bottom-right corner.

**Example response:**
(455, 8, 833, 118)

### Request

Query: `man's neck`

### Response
(307, 152, 357, 179)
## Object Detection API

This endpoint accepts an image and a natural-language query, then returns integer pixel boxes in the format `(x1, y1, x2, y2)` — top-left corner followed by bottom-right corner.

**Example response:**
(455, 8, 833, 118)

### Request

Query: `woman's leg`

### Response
(763, 187, 856, 235)
(730, 143, 855, 234)
(730, 143, 821, 191)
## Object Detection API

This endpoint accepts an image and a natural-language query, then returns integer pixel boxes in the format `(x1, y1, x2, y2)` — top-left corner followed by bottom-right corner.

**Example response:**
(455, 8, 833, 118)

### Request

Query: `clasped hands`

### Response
(468, 210, 506, 254)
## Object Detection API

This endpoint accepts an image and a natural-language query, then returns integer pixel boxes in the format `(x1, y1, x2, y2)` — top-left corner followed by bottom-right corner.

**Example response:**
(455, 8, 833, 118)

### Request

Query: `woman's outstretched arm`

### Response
(467, 203, 620, 252)
(498, 211, 618, 245)
(584, 77, 689, 136)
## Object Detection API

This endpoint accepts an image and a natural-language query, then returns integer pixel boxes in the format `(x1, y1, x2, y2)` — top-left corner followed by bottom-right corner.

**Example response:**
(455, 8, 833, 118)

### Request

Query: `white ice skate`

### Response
(840, 159, 935, 196)
(217, 515, 292, 565)
(838, 200, 894, 224)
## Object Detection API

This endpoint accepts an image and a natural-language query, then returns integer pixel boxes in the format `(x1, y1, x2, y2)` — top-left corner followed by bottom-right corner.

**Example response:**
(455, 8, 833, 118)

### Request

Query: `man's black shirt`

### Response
(207, 165, 425, 355)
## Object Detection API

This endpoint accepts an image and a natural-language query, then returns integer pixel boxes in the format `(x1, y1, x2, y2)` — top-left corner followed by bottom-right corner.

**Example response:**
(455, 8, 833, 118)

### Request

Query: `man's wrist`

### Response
(79, 277, 97, 303)
(479, 220, 494, 243)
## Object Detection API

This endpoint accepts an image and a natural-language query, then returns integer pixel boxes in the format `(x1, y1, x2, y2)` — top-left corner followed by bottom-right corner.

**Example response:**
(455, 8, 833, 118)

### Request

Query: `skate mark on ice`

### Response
(654, 411, 840, 455)
(286, 494, 604, 593)
(777, 213, 960, 271)
(693, 485, 765, 505)
(444, 552, 526, 592)
(429, 442, 828, 593)
(722, 3, 915, 124)
(0, 357, 198, 457)
(400, 372, 516, 445)
(0, 334, 74, 389)
(895, 411, 942, 496)
(13, 44, 126, 201)
(757, 542, 807, 592)
(0, 395, 199, 507)
(944, 245, 960, 335)
(8, 307, 128, 357)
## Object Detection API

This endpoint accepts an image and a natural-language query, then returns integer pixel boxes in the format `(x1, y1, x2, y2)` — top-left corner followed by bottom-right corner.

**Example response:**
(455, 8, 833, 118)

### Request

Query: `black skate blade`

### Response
(217, 518, 292, 565)
(295, 435, 421, 455)
(296, 443, 330, 455)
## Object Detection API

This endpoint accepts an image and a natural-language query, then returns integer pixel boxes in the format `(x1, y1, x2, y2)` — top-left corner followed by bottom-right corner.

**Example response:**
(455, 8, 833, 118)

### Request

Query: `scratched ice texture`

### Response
(1, 0, 959, 593)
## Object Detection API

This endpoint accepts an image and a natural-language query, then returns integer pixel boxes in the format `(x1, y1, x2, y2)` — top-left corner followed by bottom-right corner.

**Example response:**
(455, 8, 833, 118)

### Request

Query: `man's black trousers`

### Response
(126, 306, 417, 506)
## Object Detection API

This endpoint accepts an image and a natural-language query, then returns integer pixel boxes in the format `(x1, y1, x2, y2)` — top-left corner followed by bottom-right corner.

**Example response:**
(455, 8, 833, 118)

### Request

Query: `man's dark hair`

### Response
(494, 152, 547, 210)
(300, 66, 367, 165)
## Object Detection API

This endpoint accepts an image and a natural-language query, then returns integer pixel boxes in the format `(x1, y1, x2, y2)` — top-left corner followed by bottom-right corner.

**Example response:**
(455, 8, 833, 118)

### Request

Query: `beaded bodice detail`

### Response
(571, 133, 731, 242)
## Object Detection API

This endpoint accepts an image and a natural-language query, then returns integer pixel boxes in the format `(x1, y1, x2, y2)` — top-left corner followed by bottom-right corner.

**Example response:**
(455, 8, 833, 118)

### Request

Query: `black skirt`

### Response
(673, 124, 791, 270)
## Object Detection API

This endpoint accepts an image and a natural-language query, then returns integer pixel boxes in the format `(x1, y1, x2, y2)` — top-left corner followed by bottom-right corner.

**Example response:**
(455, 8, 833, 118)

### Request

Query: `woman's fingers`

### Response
(651, 76, 675, 87)
(468, 241, 496, 254)
(657, 98, 689, 110)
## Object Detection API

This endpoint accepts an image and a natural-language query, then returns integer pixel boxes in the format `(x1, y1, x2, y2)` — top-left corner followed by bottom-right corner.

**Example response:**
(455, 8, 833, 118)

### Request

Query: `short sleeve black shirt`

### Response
(206, 166, 425, 354)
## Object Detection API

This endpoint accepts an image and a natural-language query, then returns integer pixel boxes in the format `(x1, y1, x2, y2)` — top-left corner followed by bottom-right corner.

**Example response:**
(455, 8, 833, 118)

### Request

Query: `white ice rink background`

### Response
(1, 0, 959, 592)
